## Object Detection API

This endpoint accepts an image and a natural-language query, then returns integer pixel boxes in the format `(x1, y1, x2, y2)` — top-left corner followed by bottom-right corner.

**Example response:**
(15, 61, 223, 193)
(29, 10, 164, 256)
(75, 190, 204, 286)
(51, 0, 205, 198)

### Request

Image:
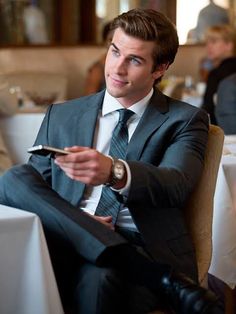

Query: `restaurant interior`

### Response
(0, 1, 236, 314)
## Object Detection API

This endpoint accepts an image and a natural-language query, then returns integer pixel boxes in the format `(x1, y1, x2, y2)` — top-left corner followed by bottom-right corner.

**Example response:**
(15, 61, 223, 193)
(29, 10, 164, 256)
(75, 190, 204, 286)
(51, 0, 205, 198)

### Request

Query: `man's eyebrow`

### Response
(111, 43, 145, 62)
(111, 43, 119, 50)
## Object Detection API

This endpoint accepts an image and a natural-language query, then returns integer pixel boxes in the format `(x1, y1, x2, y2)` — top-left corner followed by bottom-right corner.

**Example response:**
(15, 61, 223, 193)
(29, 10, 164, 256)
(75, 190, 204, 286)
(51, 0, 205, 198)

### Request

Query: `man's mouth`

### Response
(109, 76, 128, 87)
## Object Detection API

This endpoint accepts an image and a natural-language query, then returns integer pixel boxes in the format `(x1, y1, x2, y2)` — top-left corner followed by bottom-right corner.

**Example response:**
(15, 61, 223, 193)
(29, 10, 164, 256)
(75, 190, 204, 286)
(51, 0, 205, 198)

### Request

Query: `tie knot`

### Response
(118, 109, 134, 125)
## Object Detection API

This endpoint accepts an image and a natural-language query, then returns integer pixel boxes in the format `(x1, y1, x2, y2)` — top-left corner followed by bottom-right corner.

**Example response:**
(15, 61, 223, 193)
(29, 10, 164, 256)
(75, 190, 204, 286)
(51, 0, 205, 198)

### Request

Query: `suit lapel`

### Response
(73, 92, 104, 148)
(72, 89, 169, 158)
(127, 89, 169, 160)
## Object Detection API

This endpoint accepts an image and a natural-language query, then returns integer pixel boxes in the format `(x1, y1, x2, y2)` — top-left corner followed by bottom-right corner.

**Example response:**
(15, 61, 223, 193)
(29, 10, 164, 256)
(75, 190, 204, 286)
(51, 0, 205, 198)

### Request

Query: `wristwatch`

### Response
(106, 158, 126, 187)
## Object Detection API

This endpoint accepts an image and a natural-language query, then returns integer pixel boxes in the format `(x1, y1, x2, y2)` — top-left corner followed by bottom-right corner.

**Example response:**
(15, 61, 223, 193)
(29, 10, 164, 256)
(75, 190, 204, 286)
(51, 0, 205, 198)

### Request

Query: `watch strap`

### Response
(105, 157, 117, 187)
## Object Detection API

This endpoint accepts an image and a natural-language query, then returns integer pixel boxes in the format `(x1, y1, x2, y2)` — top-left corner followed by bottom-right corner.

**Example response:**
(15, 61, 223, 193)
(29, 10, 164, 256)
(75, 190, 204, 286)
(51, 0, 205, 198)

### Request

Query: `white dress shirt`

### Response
(80, 89, 153, 231)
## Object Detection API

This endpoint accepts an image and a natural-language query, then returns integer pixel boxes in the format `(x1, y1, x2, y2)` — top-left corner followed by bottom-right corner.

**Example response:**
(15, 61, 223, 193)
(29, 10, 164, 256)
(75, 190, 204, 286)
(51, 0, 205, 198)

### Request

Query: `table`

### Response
(0, 204, 64, 314)
(209, 135, 236, 289)
(0, 112, 45, 164)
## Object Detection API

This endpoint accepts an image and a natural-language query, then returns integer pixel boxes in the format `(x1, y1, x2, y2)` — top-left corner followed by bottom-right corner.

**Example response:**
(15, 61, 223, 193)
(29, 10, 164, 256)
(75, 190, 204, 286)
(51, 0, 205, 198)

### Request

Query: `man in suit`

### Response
(0, 9, 219, 314)
(201, 24, 236, 125)
(215, 73, 236, 134)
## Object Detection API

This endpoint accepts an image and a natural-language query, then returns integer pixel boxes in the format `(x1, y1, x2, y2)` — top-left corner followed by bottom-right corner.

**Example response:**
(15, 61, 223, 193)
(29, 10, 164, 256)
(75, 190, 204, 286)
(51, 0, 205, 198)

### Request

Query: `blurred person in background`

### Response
(199, 56, 215, 83)
(215, 73, 236, 134)
(84, 22, 113, 95)
(201, 24, 236, 125)
(195, 0, 229, 43)
(186, 0, 229, 44)
(0, 76, 18, 174)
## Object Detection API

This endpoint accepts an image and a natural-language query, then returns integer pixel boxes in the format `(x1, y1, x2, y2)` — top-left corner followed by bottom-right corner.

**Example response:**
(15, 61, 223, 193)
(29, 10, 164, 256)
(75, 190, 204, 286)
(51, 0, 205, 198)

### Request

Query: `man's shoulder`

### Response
(161, 90, 205, 114)
(50, 90, 105, 113)
(171, 97, 208, 121)
(60, 90, 104, 106)
(214, 57, 236, 78)
(153, 89, 209, 123)
(218, 74, 236, 100)
(219, 73, 236, 87)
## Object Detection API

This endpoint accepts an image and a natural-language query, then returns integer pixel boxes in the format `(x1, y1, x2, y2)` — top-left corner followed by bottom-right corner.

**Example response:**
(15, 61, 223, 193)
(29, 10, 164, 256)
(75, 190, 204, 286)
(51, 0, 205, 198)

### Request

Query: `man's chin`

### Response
(106, 87, 125, 98)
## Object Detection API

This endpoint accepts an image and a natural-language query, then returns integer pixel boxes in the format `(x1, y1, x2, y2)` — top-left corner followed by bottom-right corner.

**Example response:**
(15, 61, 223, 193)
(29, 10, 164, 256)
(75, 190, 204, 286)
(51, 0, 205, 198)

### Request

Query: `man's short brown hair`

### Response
(110, 8, 179, 71)
(206, 24, 236, 55)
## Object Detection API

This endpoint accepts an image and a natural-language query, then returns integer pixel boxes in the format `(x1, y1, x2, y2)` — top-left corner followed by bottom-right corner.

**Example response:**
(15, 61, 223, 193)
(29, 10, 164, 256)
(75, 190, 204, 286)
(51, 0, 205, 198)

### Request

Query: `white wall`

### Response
(0, 44, 206, 100)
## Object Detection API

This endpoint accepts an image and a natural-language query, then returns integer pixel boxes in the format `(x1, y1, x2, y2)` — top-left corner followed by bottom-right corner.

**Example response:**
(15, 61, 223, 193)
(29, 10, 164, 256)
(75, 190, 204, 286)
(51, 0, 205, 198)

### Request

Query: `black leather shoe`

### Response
(160, 272, 219, 314)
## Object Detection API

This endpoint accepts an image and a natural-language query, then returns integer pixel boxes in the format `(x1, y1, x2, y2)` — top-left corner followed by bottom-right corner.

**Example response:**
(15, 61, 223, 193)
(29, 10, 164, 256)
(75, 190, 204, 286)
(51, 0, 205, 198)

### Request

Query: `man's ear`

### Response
(152, 63, 169, 80)
(226, 41, 234, 55)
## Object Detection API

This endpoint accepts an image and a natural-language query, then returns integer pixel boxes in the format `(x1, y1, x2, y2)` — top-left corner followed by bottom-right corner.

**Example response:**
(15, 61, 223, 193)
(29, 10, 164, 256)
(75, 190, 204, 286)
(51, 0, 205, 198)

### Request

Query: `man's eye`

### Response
(111, 49, 120, 57)
(130, 57, 141, 65)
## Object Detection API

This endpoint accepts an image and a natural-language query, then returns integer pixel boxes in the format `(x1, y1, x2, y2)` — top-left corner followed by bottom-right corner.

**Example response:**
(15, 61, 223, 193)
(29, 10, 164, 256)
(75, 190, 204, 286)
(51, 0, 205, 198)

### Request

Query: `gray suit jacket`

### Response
(29, 88, 209, 280)
(215, 73, 236, 135)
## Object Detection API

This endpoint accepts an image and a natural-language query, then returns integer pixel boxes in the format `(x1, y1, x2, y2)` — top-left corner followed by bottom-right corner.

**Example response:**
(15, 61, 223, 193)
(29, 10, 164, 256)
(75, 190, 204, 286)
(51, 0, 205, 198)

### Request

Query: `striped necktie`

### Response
(95, 109, 134, 223)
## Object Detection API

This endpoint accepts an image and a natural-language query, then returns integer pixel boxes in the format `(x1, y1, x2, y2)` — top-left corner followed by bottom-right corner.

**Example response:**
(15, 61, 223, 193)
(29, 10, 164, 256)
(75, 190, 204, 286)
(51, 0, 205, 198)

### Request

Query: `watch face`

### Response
(114, 161, 125, 180)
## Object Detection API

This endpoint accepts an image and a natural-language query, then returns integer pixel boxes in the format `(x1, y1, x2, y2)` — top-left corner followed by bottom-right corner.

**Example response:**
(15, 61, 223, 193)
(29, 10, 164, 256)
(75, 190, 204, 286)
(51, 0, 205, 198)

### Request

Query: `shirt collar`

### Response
(102, 88, 154, 118)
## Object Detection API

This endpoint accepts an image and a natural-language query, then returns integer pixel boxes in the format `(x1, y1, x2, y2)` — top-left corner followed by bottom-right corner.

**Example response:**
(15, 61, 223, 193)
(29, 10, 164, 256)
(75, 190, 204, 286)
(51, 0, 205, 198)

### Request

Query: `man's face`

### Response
(206, 36, 233, 63)
(105, 28, 165, 107)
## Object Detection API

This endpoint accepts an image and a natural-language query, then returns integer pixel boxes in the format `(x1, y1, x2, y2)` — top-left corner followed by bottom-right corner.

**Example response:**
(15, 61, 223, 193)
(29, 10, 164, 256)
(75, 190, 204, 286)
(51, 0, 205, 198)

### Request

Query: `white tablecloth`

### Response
(209, 136, 236, 289)
(0, 205, 63, 314)
(0, 112, 45, 164)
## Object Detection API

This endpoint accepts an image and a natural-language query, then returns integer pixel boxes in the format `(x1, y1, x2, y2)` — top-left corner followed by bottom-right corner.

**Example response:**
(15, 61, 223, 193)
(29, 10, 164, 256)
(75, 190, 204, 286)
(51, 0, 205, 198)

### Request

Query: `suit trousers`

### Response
(0, 164, 161, 313)
(48, 227, 160, 314)
(0, 164, 127, 263)
(52, 246, 159, 314)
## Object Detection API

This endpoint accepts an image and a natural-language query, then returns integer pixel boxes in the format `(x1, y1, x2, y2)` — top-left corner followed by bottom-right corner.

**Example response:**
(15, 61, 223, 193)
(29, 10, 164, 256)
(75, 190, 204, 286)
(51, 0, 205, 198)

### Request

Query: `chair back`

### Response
(184, 124, 224, 283)
(150, 124, 224, 314)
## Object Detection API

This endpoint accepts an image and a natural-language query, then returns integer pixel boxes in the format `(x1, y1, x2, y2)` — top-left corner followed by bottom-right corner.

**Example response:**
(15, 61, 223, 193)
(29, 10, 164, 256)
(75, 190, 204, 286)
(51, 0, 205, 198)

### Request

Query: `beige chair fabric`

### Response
(149, 124, 224, 314)
(0, 75, 17, 174)
(0, 132, 13, 175)
(5, 71, 68, 104)
(0, 75, 18, 115)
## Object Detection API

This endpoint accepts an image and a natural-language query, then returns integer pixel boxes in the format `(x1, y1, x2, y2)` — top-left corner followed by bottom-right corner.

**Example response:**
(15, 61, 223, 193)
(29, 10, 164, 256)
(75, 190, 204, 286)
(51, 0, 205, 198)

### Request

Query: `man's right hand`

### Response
(88, 214, 115, 230)
(54, 146, 113, 186)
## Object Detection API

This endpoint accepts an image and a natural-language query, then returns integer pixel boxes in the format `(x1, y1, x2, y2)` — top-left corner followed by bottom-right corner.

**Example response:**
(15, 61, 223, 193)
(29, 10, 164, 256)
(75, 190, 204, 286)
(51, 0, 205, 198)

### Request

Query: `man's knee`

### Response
(0, 166, 17, 204)
(0, 164, 30, 185)
(0, 164, 36, 205)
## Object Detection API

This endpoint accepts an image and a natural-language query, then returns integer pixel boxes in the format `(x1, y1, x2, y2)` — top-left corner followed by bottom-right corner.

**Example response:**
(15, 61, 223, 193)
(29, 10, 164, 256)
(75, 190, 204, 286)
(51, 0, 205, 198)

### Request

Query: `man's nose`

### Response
(114, 58, 127, 74)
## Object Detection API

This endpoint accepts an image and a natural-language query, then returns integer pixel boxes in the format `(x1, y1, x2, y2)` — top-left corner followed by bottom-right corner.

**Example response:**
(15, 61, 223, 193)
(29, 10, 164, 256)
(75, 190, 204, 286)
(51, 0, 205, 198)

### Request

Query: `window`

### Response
(177, 0, 230, 44)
